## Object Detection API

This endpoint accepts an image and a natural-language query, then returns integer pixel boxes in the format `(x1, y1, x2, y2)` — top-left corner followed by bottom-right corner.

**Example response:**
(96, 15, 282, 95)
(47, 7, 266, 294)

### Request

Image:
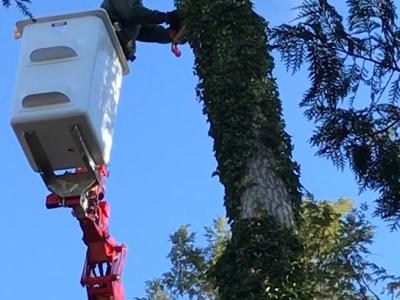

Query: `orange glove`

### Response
(168, 27, 178, 40)
(168, 27, 187, 45)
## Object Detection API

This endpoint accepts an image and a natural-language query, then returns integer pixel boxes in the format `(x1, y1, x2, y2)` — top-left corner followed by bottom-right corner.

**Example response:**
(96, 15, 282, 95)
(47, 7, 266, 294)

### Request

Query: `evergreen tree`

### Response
(271, 0, 400, 229)
(136, 198, 400, 300)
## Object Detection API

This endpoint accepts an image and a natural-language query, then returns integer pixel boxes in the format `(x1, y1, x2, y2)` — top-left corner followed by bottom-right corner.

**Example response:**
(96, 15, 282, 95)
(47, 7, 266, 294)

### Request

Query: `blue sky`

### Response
(1, 0, 399, 299)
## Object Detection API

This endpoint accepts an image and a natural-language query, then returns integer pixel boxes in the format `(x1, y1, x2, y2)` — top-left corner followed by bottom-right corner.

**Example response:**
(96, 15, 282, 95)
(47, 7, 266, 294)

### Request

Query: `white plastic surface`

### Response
(10, 9, 129, 172)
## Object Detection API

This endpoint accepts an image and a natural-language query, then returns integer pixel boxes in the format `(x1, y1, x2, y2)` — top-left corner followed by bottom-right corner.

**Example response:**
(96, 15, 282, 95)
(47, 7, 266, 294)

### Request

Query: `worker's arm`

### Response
(126, 1, 167, 25)
(106, 0, 177, 25)
(136, 25, 172, 43)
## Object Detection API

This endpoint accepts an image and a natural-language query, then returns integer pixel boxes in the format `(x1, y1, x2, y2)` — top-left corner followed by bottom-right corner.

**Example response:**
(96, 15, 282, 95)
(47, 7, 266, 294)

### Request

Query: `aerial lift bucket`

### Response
(24, 125, 101, 199)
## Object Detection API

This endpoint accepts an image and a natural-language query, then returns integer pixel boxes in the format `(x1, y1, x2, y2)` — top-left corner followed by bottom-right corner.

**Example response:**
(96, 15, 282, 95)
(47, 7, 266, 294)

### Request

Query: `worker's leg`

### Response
(116, 27, 139, 60)
(136, 25, 172, 44)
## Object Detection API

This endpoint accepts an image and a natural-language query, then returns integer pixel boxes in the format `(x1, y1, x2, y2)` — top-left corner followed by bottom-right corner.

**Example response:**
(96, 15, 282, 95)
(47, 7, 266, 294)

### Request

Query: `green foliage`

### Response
(301, 198, 387, 299)
(173, 0, 302, 222)
(136, 199, 400, 300)
(2, 0, 35, 19)
(270, 0, 400, 229)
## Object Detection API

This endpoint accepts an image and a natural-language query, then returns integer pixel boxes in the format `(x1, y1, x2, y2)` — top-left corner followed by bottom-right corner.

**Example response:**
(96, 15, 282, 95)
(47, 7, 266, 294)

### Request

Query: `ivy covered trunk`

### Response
(175, 0, 310, 299)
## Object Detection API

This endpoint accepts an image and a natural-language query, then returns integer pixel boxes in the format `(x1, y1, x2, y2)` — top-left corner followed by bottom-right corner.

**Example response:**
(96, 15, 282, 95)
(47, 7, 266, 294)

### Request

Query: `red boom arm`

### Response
(45, 165, 127, 300)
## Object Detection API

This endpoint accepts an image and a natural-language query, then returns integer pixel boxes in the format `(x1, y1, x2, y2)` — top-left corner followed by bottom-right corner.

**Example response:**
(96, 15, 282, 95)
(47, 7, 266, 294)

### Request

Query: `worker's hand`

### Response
(166, 10, 182, 29)
(168, 27, 187, 45)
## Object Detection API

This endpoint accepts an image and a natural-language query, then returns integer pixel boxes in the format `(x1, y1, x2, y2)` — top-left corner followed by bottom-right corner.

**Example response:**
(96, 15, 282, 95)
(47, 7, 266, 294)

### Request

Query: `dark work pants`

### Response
(100, 0, 172, 49)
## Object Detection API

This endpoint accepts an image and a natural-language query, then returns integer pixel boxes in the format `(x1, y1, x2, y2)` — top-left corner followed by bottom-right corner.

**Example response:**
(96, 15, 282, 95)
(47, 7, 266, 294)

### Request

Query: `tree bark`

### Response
(241, 144, 294, 226)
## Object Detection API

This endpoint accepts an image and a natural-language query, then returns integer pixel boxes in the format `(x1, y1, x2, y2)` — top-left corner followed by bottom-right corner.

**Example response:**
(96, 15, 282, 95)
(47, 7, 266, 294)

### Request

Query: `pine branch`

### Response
(2, 0, 35, 21)
(270, 0, 400, 228)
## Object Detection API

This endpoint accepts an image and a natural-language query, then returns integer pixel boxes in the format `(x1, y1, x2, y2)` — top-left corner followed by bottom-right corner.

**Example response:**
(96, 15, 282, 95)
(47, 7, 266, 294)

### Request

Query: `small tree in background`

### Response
(271, 0, 400, 229)
(136, 198, 400, 300)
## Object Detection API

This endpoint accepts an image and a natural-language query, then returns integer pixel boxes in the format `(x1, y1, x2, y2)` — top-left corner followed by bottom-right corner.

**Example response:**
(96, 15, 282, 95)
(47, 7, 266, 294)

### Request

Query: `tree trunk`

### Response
(176, 0, 311, 299)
